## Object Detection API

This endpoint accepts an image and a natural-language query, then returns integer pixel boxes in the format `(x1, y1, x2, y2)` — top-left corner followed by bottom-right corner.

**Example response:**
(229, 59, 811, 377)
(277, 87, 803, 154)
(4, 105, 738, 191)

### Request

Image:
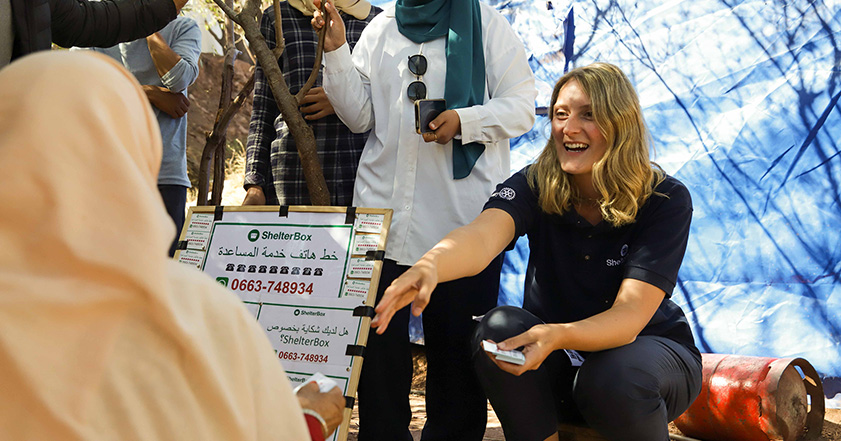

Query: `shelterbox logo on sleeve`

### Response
(248, 229, 260, 242)
(491, 187, 516, 200)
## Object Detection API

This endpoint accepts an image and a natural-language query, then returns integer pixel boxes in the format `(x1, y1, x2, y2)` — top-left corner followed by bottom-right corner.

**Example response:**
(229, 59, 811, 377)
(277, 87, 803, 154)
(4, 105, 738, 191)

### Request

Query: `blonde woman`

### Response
(372, 63, 702, 441)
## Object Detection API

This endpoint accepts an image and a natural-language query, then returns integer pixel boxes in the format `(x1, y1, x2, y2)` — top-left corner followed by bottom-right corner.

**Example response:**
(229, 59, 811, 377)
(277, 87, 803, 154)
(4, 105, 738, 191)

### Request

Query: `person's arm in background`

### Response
(142, 85, 190, 118)
(141, 18, 200, 120)
(242, 10, 280, 206)
(299, 87, 336, 121)
(295, 382, 345, 441)
(146, 18, 200, 93)
(50, 0, 188, 49)
(313, 0, 375, 134)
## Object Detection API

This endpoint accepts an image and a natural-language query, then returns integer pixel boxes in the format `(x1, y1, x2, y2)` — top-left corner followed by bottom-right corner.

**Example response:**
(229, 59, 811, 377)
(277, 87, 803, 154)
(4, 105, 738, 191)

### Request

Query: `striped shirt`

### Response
(244, 3, 379, 205)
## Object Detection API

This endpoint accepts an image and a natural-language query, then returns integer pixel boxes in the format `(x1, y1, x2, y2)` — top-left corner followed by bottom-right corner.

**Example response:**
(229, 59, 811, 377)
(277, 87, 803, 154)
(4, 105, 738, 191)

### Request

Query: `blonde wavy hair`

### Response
(527, 62, 664, 227)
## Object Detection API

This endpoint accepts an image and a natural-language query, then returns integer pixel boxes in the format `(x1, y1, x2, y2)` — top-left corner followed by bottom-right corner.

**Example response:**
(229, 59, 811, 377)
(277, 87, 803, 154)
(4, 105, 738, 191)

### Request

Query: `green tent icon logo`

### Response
(247, 229, 260, 242)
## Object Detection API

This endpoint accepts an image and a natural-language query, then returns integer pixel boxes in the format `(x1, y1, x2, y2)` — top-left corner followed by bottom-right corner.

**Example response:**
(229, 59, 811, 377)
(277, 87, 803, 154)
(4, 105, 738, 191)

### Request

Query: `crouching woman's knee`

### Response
(471, 306, 543, 349)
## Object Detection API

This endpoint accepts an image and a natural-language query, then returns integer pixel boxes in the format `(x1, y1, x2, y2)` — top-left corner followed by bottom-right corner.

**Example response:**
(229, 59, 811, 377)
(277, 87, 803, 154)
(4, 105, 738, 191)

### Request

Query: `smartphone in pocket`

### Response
(414, 99, 447, 134)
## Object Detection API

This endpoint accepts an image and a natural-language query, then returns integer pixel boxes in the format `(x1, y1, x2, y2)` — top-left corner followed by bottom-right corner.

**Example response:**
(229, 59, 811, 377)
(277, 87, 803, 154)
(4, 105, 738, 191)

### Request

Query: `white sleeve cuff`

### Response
(455, 106, 482, 144)
(323, 42, 354, 76)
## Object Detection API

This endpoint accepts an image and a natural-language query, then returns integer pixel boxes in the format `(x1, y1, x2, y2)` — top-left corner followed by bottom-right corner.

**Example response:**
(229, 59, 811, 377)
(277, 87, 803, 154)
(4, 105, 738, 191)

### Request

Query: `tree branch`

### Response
(207, 24, 225, 50)
(295, 1, 326, 103)
(210, 0, 330, 205)
(212, 0, 241, 26)
(272, 0, 285, 58)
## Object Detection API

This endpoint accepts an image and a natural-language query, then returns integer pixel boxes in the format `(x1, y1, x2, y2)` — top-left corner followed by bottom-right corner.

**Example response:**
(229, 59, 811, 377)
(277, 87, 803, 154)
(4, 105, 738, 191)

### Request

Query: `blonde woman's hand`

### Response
(487, 324, 559, 376)
(371, 258, 439, 333)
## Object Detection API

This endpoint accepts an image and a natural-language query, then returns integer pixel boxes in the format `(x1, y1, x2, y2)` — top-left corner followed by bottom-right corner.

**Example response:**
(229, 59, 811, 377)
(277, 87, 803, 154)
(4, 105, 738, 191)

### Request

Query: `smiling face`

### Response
(551, 79, 608, 190)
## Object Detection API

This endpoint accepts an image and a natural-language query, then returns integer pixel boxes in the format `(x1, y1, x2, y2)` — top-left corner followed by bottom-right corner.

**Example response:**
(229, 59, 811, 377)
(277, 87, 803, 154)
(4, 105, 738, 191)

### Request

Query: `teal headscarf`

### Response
(395, 0, 485, 180)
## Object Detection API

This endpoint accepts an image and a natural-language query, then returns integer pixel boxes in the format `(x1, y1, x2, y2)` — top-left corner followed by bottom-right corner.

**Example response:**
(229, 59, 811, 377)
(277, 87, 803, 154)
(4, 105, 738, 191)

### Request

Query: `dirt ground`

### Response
(345, 398, 841, 441)
(345, 346, 841, 441)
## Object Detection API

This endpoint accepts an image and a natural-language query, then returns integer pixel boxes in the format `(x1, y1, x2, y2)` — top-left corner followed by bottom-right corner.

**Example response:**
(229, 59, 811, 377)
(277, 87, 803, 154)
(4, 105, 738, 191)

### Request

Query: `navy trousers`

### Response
(357, 257, 502, 441)
(472, 306, 702, 441)
(158, 184, 187, 257)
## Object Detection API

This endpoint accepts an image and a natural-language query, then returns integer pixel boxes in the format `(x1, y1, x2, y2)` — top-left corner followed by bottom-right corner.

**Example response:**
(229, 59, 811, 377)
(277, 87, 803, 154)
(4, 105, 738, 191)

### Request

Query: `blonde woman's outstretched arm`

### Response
(371, 208, 515, 333)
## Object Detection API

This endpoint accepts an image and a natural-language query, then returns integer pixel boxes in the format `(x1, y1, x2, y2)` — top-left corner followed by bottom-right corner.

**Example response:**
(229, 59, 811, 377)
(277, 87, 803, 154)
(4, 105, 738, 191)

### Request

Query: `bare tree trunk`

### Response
(198, 4, 232, 206)
(198, 0, 257, 206)
(197, 141, 212, 205)
(210, 42, 234, 205)
(198, 70, 256, 205)
(212, 14, 237, 205)
(211, 142, 224, 205)
(212, 0, 330, 205)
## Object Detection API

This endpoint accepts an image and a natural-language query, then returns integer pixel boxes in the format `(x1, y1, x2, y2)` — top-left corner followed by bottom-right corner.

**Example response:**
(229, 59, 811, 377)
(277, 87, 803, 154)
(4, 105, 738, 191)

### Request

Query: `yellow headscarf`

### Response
(0, 51, 309, 441)
(288, 0, 372, 19)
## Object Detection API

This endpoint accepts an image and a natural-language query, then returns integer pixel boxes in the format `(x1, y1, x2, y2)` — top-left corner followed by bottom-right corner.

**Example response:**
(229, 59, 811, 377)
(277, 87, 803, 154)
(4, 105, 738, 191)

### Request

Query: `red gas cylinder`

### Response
(674, 354, 824, 441)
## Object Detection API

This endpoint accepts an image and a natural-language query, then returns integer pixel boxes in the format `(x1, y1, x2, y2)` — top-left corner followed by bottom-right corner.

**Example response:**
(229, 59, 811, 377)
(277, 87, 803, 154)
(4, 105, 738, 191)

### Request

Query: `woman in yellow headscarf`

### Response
(0, 51, 342, 441)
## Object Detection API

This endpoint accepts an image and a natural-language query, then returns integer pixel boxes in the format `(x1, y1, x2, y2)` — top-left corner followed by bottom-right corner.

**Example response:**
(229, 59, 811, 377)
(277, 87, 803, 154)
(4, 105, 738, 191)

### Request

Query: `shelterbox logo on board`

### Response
(246, 228, 313, 242)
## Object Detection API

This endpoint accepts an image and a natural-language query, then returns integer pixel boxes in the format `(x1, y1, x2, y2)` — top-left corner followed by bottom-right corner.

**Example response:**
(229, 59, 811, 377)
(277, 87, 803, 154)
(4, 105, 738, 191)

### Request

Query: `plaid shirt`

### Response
(244, 3, 379, 205)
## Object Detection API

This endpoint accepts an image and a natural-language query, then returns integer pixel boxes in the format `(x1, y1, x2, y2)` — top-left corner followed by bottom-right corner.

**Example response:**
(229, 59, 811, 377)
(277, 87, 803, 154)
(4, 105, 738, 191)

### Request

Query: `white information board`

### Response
(175, 206, 391, 441)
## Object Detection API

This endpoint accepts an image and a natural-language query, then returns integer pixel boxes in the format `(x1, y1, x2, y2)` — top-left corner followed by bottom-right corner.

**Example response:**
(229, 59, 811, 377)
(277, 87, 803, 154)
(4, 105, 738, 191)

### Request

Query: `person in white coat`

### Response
(314, 0, 537, 439)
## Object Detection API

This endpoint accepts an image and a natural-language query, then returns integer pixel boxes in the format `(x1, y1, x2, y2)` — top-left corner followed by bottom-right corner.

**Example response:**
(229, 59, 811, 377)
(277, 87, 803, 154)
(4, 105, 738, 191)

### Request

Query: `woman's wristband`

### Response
(302, 408, 330, 439)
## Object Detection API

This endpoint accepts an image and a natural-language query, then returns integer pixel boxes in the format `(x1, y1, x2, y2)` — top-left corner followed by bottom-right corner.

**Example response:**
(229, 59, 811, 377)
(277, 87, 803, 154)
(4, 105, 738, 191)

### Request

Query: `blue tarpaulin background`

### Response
(372, 0, 841, 407)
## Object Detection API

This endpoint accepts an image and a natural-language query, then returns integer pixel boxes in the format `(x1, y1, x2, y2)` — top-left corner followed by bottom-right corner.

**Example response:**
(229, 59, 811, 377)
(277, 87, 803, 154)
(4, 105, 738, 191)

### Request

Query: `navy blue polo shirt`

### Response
(484, 167, 698, 353)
